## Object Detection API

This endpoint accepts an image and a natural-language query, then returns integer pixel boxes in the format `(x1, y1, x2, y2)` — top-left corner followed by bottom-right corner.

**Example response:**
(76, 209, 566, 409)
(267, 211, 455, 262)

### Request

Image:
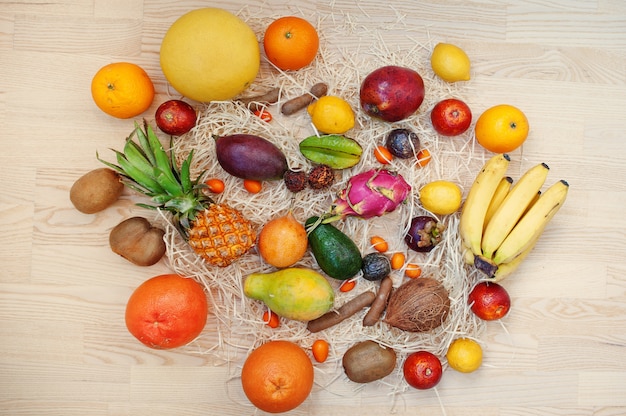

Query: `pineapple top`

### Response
(98, 120, 211, 232)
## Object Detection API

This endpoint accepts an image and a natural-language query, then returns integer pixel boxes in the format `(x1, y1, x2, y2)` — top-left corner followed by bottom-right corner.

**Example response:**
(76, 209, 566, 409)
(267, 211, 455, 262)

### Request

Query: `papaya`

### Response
(244, 267, 334, 321)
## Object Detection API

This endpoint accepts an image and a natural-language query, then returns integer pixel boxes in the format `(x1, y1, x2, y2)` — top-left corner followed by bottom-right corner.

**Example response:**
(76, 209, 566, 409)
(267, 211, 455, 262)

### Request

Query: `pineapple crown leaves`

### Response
(97, 120, 212, 224)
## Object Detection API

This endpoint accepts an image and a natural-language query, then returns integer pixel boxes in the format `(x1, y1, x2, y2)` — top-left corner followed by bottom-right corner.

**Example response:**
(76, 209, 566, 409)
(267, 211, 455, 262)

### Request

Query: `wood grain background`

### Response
(1, 0, 626, 415)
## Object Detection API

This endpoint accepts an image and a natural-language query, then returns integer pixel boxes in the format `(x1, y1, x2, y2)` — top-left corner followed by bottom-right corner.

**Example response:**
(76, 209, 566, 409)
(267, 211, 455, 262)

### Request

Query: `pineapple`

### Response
(99, 120, 256, 267)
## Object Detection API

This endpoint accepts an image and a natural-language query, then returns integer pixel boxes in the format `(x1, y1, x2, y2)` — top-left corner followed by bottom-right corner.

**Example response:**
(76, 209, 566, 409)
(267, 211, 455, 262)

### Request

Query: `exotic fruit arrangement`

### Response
(71, 6, 572, 414)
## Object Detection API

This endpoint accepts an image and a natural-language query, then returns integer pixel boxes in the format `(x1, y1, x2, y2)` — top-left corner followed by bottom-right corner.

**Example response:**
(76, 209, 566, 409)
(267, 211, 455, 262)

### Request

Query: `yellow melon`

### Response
(160, 8, 260, 102)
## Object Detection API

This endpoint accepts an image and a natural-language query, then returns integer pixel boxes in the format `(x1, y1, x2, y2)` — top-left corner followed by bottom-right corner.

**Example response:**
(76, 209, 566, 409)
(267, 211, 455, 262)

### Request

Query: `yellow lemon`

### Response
(419, 180, 462, 215)
(307, 96, 355, 134)
(160, 8, 260, 102)
(446, 338, 483, 373)
(430, 42, 471, 83)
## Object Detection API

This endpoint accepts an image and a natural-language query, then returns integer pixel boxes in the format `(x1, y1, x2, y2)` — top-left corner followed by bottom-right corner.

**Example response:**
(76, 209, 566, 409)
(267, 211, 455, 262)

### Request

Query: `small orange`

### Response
(339, 279, 357, 292)
(262, 309, 280, 328)
(390, 252, 406, 270)
(253, 109, 273, 123)
(474, 104, 529, 153)
(263, 16, 319, 71)
(370, 236, 389, 252)
(91, 62, 155, 119)
(312, 339, 329, 363)
(416, 148, 432, 167)
(243, 179, 263, 194)
(125, 274, 208, 349)
(204, 178, 225, 194)
(241, 340, 314, 413)
(405, 263, 422, 278)
(374, 145, 393, 164)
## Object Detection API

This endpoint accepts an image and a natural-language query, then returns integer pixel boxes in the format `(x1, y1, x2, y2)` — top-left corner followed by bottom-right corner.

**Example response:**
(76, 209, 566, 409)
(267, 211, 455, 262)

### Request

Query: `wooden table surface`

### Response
(2, 0, 626, 415)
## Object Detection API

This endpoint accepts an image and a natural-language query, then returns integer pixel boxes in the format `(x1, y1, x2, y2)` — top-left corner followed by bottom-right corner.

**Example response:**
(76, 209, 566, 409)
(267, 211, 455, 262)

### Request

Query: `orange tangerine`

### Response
(91, 62, 155, 119)
(263, 16, 319, 70)
(475, 104, 529, 153)
(241, 340, 314, 413)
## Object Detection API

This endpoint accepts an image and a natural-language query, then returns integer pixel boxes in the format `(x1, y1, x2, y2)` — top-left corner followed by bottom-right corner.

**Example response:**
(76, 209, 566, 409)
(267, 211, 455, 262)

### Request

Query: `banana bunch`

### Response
(459, 153, 569, 281)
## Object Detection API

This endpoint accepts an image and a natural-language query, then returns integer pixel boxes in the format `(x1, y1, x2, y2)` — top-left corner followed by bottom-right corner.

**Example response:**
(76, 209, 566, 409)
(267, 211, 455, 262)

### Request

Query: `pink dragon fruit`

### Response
(331, 169, 411, 219)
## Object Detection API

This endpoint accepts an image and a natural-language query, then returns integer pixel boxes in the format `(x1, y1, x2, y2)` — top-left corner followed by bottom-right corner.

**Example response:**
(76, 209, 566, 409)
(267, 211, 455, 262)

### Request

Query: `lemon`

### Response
(419, 180, 462, 215)
(307, 96, 355, 134)
(160, 8, 260, 102)
(446, 338, 483, 373)
(430, 42, 471, 83)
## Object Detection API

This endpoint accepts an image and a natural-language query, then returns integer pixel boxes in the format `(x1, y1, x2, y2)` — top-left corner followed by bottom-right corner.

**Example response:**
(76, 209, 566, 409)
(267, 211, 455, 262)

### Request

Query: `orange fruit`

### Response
(474, 104, 529, 153)
(241, 340, 314, 413)
(125, 274, 208, 349)
(90, 62, 155, 119)
(374, 145, 393, 164)
(404, 263, 422, 278)
(262, 310, 280, 329)
(263, 16, 319, 71)
(312, 339, 329, 363)
(257, 211, 308, 268)
(416, 148, 432, 167)
(339, 279, 356, 292)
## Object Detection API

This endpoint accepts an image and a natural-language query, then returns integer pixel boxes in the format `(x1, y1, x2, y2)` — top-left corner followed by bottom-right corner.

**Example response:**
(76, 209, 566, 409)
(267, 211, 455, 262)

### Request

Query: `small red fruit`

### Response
(155, 99, 197, 136)
(468, 281, 511, 321)
(430, 98, 472, 136)
(253, 109, 273, 123)
(403, 351, 442, 390)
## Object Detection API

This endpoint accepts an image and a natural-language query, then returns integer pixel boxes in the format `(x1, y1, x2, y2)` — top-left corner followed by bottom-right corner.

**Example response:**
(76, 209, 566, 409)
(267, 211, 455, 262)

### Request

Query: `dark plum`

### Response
(405, 216, 446, 252)
(361, 252, 391, 281)
(385, 128, 420, 159)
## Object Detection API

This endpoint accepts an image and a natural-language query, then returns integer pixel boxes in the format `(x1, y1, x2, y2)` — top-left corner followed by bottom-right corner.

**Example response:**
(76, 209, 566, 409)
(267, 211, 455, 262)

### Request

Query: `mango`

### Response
(215, 134, 287, 180)
(244, 267, 334, 321)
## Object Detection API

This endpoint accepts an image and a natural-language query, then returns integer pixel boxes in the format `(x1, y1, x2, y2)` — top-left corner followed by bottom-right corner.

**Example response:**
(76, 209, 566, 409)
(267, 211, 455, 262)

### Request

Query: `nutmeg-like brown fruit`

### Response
(109, 217, 166, 266)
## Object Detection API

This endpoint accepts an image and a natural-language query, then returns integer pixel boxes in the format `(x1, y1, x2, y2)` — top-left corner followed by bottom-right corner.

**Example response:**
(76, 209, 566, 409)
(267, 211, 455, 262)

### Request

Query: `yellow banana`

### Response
(522, 190, 541, 218)
(491, 234, 540, 282)
(483, 176, 513, 231)
(481, 163, 550, 259)
(493, 179, 569, 265)
(459, 153, 511, 257)
(461, 241, 475, 265)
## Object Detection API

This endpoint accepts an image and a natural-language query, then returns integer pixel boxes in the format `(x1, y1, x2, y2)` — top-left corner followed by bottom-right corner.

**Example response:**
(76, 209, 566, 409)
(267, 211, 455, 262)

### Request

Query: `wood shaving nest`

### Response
(153, 11, 496, 399)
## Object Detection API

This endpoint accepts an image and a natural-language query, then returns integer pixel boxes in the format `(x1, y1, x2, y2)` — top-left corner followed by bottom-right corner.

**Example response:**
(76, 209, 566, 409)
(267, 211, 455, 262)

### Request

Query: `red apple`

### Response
(155, 99, 197, 136)
(403, 351, 442, 390)
(360, 65, 425, 122)
(468, 281, 511, 321)
(430, 98, 472, 136)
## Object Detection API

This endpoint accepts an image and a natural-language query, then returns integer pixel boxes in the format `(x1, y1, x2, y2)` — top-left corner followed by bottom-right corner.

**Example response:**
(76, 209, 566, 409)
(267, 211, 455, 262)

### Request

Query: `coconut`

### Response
(383, 277, 450, 333)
